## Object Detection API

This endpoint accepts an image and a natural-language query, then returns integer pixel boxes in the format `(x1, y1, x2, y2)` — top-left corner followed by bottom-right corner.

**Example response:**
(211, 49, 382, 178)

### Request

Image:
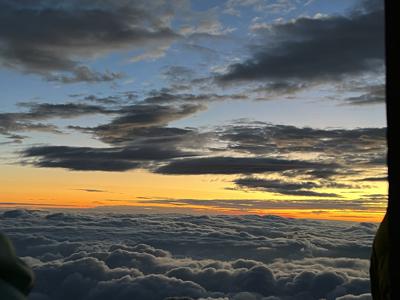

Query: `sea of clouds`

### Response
(0, 209, 377, 300)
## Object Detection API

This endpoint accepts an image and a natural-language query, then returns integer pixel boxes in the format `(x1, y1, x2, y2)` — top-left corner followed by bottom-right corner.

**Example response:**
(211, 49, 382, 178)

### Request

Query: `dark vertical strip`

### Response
(385, 0, 400, 298)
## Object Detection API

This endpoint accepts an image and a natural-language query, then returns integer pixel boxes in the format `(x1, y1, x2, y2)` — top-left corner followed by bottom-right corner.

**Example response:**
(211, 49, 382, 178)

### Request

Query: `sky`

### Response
(0, 0, 387, 222)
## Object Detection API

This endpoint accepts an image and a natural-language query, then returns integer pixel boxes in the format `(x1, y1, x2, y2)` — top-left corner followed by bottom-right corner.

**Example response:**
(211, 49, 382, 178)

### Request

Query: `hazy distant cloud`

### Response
(0, 0, 179, 82)
(0, 210, 376, 299)
(156, 156, 338, 175)
(217, 1, 384, 93)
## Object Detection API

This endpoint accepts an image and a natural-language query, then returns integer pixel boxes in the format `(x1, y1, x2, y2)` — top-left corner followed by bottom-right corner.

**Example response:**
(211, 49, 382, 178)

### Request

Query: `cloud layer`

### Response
(1, 209, 376, 300)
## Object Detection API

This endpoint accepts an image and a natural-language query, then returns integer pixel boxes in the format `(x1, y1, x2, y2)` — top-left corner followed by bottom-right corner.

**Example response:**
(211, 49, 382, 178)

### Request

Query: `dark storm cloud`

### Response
(217, 1, 384, 89)
(22, 145, 197, 171)
(0, 0, 179, 82)
(233, 177, 341, 197)
(0, 210, 375, 299)
(155, 156, 339, 175)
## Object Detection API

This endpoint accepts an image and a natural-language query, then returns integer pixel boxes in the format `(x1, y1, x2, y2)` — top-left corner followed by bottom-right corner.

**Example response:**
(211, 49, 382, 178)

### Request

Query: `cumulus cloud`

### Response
(0, 210, 376, 300)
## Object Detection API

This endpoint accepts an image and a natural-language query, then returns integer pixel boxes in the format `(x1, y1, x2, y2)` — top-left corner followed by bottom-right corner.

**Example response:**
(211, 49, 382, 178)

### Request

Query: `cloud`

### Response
(86, 103, 205, 137)
(217, 1, 384, 92)
(0, 102, 116, 141)
(2, 95, 384, 193)
(356, 176, 387, 182)
(336, 293, 372, 300)
(45, 66, 124, 84)
(343, 84, 385, 106)
(138, 198, 385, 213)
(218, 123, 386, 169)
(155, 156, 339, 175)
(81, 93, 137, 105)
(0, 210, 376, 299)
(22, 145, 196, 172)
(11, 100, 208, 171)
(233, 177, 341, 197)
(16, 102, 116, 118)
(0, 97, 205, 146)
(223, 0, 299, 17)
(74, 189, 108, 193)
(18, 118, 385, 188)
(0, 0, 179, 82)
(143, 90, 248, 105)
(68, 103, 208, 147)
